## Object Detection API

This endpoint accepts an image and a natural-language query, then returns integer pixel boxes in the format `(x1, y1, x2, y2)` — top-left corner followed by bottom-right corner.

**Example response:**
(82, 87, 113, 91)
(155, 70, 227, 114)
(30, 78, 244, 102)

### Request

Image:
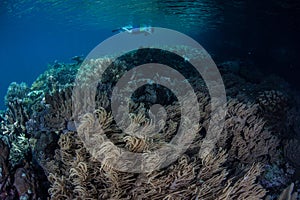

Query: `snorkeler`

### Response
(112, 25, 153, 35)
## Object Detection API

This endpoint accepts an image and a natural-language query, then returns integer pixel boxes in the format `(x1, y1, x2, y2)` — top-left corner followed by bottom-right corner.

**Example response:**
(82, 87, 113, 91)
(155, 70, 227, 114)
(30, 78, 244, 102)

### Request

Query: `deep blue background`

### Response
(0, 12, 113, 109)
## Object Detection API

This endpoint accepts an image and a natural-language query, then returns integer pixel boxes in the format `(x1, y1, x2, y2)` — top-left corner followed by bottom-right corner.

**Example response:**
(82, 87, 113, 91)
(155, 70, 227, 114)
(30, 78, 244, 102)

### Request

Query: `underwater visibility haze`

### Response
(0, 0, 300, 199)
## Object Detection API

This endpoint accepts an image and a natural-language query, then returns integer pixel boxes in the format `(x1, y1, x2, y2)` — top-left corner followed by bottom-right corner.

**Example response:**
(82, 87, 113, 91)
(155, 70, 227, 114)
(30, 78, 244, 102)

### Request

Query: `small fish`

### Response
(71, 55, 84, 64)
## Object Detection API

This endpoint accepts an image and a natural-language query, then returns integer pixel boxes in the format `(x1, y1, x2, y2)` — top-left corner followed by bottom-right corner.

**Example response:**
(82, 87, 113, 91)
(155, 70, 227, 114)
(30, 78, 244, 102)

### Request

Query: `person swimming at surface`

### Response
(112, 25, 153, 35)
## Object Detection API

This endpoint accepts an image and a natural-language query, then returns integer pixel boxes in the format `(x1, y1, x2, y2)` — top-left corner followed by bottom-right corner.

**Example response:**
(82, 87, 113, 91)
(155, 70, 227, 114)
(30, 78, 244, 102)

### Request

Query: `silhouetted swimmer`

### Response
(112, 25, 154, 35)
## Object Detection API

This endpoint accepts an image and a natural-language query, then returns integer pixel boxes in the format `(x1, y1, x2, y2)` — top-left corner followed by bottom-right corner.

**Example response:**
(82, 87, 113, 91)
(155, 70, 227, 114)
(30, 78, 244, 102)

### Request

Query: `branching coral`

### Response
(43, 105, 270, 200)
(221, 163, 266, 199)
(43, 88, 73, 132)
(31, 61, 79, 94)
(218, 100, 280, 164)
(1, 48, 299, 199)
(256, 90, 290, 133)
(0, 83, 32, 167)
(257, 90, 289, 114)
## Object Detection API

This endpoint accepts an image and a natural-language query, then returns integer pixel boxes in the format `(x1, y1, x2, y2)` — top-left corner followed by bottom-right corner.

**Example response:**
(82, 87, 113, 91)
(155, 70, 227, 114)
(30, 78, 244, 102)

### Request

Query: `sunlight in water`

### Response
(2, 0, 226, 34)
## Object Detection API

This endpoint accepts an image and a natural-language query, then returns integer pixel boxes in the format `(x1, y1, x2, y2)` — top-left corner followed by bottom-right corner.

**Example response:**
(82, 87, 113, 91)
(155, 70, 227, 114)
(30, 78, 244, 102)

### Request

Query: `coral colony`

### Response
(0, 46, 300, 199)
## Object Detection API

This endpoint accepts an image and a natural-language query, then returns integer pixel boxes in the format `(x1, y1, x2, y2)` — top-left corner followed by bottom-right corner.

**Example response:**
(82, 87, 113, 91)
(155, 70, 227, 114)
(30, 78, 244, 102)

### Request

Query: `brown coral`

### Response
(265, 183, 299, 200)
(44, 87, 73, 131)
(276, 183, 299, 200)
(43, 105, 269, 200)
(256, 90, 289, 133)
(0, 139, 9, 186)
(13, 164, 37, 199)
(217, 100, 280, 164)
(284, 139, 300, 167)
(257, 90, 289, 114)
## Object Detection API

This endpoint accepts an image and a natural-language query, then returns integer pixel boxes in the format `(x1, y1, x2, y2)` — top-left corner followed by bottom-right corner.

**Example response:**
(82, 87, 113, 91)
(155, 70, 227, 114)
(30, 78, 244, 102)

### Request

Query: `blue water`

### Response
(1, 0, 299, 109)
(0, 4, 113, 109)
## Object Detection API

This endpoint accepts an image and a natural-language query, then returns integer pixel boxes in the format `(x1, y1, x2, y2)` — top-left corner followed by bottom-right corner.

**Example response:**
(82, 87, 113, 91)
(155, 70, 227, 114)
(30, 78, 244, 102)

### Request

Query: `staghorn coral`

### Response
(26, 87, 74, 135)
(9, 133, 31, 166)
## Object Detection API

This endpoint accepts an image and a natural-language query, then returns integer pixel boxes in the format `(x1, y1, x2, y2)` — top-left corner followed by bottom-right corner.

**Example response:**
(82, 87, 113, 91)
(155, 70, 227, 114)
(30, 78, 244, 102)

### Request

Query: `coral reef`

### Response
(220, 100, 280, 164)
(0, 48, 299, 199)
(266, 182, 299, 200)
(284, 139, 300, 168)
(44, 130, 267, 199)
(1, 82, 31, 167)
(0, 138, 40, 199)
